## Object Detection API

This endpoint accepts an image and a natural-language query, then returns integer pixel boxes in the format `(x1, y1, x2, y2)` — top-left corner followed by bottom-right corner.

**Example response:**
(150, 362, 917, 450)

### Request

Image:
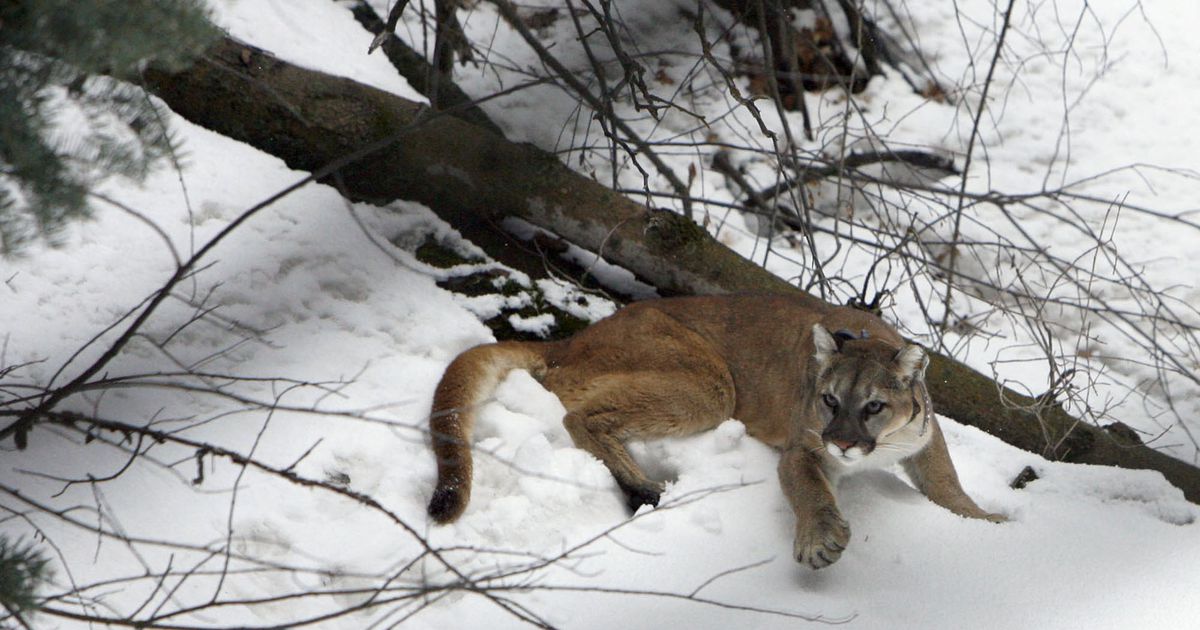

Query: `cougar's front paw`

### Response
(793, 506, 851, 569)
(953, 502, 1008, 523)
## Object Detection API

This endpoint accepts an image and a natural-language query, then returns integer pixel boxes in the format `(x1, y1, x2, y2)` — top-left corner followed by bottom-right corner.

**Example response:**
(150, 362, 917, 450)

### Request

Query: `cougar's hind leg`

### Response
(556, 372, 735, 514)
(562, 410, 664, 511)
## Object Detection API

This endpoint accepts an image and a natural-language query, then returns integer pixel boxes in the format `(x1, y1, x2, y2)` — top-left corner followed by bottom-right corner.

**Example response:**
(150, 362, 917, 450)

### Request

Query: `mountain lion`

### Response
(426, 293, 1003, 568)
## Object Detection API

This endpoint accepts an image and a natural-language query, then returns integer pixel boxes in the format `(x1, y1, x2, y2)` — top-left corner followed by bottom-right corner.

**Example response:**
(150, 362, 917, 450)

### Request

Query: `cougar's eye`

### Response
(864, 400, 885, 415)
(821, 393, 839, 409)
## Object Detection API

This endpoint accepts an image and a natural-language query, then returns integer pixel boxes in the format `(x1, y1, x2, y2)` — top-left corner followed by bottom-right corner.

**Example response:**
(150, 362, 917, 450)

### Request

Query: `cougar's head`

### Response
(810, 324, 928, 465)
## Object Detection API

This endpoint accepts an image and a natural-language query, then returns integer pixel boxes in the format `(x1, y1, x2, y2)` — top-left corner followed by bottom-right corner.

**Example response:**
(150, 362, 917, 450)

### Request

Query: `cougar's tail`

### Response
(427, 341, 551, 523)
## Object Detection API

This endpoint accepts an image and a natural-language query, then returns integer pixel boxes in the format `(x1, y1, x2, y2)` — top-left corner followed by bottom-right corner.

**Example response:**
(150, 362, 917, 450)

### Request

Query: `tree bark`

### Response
(143, 36, 1200, 504)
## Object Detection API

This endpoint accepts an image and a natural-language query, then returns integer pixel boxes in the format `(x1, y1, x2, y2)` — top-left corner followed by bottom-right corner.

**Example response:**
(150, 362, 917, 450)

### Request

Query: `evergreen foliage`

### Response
(0, 536, 50, 618)
(0, 0, 219, 254)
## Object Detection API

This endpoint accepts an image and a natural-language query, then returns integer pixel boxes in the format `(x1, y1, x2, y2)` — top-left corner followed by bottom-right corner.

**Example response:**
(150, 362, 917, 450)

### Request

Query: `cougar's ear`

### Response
(895, 344, 928, 384)
(812, 324, 838, 367)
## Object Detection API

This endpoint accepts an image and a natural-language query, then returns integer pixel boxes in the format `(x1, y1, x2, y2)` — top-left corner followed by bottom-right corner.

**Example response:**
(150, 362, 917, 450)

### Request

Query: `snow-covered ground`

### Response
(3, 0, 1199, 628)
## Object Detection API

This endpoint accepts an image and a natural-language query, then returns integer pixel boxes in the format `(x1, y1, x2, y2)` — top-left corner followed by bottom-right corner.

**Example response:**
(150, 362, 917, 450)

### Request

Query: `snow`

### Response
(3, 0, 1200, 628)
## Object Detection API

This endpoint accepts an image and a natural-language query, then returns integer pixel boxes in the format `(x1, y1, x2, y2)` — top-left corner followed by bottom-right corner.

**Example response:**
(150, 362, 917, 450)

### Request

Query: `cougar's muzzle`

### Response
(822, 415, 876, 458)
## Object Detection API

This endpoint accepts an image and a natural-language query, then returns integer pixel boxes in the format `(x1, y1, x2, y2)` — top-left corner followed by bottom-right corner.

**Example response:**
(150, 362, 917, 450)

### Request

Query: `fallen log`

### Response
(143, 36, 1200, 503)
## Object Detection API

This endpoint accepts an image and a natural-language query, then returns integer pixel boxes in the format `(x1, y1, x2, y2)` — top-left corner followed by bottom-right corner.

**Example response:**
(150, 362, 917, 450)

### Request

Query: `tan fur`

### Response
(428, 341, 554, 522)
(426, 294, 1003, 566)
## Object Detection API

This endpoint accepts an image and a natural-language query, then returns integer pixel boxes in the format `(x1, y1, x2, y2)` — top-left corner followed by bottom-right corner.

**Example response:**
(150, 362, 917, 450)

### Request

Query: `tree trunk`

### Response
(143, 36, 1200, 504)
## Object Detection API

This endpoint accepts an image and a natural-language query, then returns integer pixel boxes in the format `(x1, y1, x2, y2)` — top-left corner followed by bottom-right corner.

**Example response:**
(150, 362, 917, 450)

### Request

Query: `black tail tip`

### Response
(428, 486, 466, 524)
